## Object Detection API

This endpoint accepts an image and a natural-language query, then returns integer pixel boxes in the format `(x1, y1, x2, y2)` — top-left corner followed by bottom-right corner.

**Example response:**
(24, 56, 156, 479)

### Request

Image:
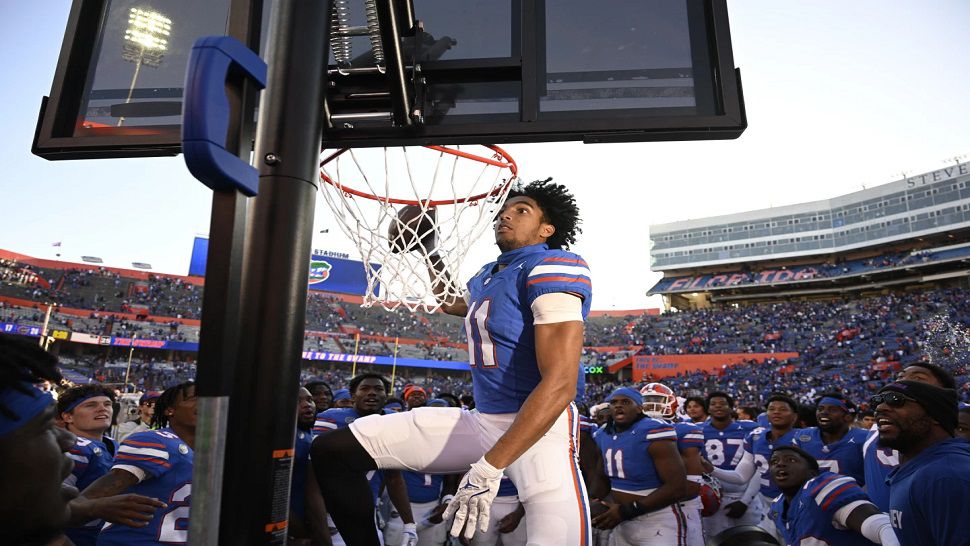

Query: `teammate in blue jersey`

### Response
(383, 387, 458, 546)
(58, 385, 119, 546)
(792, 393, 867, 485)
(75, 381, 194, 546)
(875, 381, 970, 546)
(640, 382, 708, 545)
(470, 477, 527, 546)
(767, 445, 898, 546)
(1, 334, 79, 545)
(863, 361, 955, 511)
(289, 387, 331, 546)
(708, 394, 804, 541)
(313, 180, 593, 545)
(700, 391, 764, 538)
(312, 373, 417, 545)
(591, 388, 687, 545)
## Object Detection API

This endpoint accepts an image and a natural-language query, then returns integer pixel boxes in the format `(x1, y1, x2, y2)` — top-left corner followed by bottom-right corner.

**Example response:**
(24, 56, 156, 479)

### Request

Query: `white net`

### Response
(318, 145, 517, 313)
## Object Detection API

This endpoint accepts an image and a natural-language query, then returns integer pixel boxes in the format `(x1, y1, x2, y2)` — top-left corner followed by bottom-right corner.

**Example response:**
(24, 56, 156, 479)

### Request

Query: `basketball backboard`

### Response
(33, 0, 744, 159)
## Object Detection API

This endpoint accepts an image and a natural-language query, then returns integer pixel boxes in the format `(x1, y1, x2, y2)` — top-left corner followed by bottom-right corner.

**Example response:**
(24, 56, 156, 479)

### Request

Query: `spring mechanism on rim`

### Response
(330, 0, 352, 65)
(364, 0, 385, 69)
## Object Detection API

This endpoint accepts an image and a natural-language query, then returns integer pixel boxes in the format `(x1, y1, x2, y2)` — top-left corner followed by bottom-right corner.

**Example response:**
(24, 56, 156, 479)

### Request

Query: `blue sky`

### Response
(2, 1, 969, 309)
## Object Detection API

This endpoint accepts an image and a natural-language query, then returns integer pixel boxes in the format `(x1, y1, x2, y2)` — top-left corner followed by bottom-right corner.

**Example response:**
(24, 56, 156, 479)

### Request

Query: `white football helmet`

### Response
(639, 383, 678, 419)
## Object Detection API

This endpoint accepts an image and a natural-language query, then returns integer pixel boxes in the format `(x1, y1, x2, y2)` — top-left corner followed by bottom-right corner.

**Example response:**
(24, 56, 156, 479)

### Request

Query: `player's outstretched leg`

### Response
(311, 427, 382, 545)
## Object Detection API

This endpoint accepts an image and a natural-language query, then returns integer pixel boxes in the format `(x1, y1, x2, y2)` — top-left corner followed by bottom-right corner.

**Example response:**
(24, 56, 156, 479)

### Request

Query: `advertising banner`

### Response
(628, 352, 799, 380)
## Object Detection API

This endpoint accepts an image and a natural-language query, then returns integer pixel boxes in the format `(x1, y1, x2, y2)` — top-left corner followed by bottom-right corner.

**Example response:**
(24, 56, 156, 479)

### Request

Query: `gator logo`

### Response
(308, 261, 332, 285)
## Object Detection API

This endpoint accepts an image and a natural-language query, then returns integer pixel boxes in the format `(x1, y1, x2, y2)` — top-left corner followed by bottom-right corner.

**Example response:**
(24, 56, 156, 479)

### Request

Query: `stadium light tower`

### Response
(118, 7, 172, 126)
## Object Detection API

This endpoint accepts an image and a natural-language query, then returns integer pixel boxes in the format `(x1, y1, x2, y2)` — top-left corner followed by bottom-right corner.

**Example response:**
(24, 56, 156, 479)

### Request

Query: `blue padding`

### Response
(182, 36, 267, 196)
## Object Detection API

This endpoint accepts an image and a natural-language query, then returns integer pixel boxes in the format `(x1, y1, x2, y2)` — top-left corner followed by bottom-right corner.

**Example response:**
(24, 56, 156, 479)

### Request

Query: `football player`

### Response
(684, 397, 708, 424)
(767, 445, 897, 546)
(1, 334, 78, 545)
(793, 393, 867, 483)
(312, 373, 418, 545)
(863, 361, 954, 511)
(289, 387, 331, 546)
(312, 180, 593, 544)
(875, 381, 970, 545)
(700, 392, 764, 538)
(640, 382, 708, 545)
(304, 381, 333, 413)
(705, 394, 802, 541)
(591, 388, 688, 545)
(58, 385, 119, 546)
(79, 381, 196, 546)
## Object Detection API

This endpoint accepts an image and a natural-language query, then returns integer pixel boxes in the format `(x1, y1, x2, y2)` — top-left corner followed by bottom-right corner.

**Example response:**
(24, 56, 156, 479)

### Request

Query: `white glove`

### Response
(400, 522, 418, 546)
(443, 456, 505, 539)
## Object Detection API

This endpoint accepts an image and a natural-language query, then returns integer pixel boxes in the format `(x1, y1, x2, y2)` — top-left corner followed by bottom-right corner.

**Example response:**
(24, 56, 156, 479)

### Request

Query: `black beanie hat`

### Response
(878, 380, 958, 436)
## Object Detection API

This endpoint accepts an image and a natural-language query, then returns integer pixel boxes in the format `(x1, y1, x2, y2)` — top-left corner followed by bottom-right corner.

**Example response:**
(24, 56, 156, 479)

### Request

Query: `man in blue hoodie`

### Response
(874, 381, 970, 546)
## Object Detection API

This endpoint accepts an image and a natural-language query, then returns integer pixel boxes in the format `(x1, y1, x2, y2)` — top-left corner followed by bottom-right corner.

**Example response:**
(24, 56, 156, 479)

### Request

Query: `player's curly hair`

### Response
(0, 333, 61, 421)
(506, 178, 582, 249)
(152, 381, 195, 429)
(57, 384, 116, 415)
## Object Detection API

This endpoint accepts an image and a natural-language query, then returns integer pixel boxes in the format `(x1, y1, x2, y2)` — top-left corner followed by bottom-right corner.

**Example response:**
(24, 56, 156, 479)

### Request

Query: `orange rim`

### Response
(319, 145, 517, 207)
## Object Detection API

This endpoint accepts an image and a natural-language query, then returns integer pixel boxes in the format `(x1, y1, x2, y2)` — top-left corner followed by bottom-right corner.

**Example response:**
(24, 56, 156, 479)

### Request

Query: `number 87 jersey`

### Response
(97, 428, 193, 545)
(463, 244, 592, 415)
(701, 421, 759, 494)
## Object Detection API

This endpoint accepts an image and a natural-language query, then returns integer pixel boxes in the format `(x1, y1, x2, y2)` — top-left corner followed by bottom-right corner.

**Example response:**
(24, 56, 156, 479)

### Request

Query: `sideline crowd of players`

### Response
(4, 179, 970, 546)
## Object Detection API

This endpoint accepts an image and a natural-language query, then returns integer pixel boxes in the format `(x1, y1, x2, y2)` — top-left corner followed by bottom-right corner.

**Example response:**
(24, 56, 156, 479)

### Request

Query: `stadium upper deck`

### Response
(650, 161, 970, 270)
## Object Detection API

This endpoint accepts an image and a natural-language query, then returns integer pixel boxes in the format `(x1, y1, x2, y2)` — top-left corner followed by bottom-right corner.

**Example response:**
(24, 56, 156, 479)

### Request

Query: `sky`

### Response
(2, 1, 969, 310)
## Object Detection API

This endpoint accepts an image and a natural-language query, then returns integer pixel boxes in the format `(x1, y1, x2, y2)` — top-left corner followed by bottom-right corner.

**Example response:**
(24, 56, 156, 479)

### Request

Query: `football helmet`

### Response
(639, 383, 678, 419)
(699, 473, 723, 517)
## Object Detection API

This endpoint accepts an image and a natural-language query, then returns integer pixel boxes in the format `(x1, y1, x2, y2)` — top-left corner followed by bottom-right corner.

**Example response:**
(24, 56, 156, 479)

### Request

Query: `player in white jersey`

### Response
(312, 180, 592, 545)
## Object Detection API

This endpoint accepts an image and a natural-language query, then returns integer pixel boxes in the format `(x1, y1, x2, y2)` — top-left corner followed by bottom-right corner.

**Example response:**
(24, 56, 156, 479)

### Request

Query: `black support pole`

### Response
(189, 1, 263, 545)
(217, 0, 330, 544)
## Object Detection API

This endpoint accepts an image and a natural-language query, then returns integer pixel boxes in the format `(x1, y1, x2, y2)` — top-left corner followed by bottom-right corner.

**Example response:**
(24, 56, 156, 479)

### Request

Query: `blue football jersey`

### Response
(673, 421, 704, 501)
(312, 407, 384, 500)
(402, 471, 444, 504)
(744, 427, 801, 499)
(793, 427, 867, 485)
(702, 420, 759, 494)
(595, 417, 677, 493)
(290, 428, 314, 520)
(463, 243, 592, 414)
(769, 472, 873, 546)
(861, 425, 898, 511)
(97, 428, 193, 546)
(65, 435, 117, 546)
(496, 476, 519, 498)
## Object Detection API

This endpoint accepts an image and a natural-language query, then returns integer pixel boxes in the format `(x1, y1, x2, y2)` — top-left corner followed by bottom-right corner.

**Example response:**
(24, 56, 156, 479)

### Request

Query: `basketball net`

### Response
(318, 145, 517, 313)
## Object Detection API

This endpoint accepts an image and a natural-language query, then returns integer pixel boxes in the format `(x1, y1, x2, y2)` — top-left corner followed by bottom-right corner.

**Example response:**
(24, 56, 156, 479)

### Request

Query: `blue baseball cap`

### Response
(426, 398, 448, 407)
(608, 387, 643, 407)
(332, 388, 351, 401)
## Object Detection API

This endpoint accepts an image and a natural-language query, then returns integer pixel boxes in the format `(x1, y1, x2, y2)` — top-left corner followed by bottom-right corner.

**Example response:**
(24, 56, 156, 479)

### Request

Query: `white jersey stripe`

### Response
(813, 476, 854, 505)
(118, 445, 170, 459)
(528, 264, 592, 278)
(66, 453, 88, 464)
(314, 421, 338, 430)
(646, 430, 678, 440)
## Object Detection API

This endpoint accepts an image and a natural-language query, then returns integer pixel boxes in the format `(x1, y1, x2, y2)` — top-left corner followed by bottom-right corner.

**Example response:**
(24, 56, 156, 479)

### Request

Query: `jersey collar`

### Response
(497, 243, 548, 265)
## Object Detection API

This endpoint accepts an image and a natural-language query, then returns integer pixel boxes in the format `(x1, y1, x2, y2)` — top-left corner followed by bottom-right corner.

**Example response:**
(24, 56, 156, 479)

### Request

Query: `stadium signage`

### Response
(308, 260, 333, 285)
(312, 249, 350, 259)
(583, 366, 605, 374)
(665, 267, 819, 292)
(905, 163, 969, 188)
(302, 351, 378, 363)
(1, 322, 41, 336)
